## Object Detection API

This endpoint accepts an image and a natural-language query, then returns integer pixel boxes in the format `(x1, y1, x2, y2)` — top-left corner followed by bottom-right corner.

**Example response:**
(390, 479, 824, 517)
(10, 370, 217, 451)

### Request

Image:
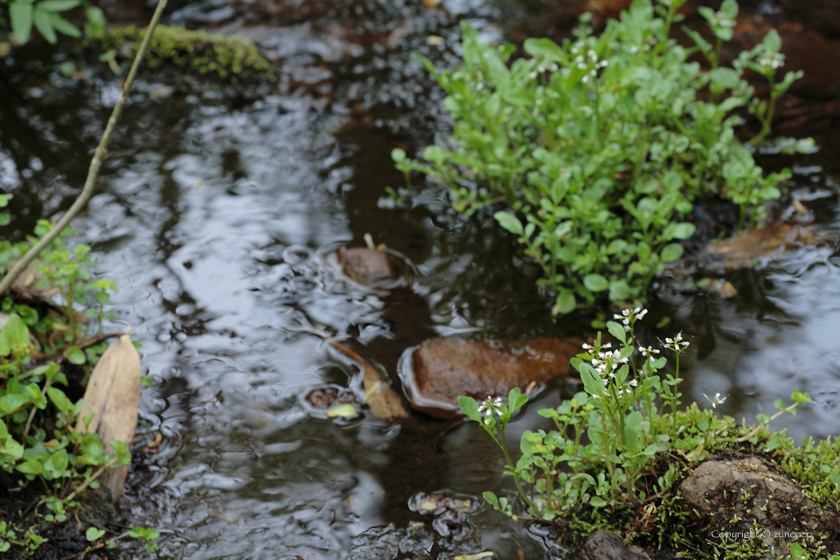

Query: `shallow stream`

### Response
(1, 0, 840, 558)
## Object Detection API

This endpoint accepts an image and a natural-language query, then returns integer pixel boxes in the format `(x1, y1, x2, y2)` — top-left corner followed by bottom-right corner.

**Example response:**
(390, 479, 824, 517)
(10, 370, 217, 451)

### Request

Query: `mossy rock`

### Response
(88, 25, 273, 85)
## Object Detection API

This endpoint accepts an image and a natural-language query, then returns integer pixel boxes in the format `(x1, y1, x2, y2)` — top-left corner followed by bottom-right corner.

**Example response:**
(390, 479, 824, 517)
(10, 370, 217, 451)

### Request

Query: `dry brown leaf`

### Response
(328, 340, 409, 421)
(75, 330, 141, 501)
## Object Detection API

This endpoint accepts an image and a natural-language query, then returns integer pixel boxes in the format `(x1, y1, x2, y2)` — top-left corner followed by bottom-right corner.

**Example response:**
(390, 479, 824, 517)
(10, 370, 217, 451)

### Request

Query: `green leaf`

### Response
(0, 393, 29, 414)
(668, 222, 696, 240)
(10, 0, 34, 44)
(45, 449, 68, 476)
(391, 148, 406, 163)
(608, 280, 632, 303)
(579, 363, 605, 398)
(660, 243, 684, 262)
(48, 13, 81, 38)
(763, 29, 781, 53)
(523, 38, 566, 64)
(3, 314, 29, 350)
(33, 6, 57, 43)
(624, 411, 643, 451)
(606, 321, 627, 344)
(86, 527, 106, 542)
(555, 290, 576, 314)
(16, 459, 41, 475)
(589, 496, 607, 507)
(67, 347, 86, 365)
(35, 0, 80, 12)
(47, 387, 74, 416)
(458, 396, 481, 422)
(494, 212, 523, 236)
(110, 440, 131, 464)
(1, 438, 24, 459)
(583, 274, 609, 292)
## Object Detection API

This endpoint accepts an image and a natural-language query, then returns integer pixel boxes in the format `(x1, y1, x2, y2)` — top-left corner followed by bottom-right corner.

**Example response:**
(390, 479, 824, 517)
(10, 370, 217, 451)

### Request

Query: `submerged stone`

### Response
(329, 247, 407, 286)
(400, 337, 580, 418)
(697, 223, 830, 271)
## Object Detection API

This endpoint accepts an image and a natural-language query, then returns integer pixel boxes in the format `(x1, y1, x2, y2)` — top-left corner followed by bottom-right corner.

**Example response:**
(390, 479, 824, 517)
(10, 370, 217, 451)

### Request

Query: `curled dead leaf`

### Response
(328, 340, 409, 422)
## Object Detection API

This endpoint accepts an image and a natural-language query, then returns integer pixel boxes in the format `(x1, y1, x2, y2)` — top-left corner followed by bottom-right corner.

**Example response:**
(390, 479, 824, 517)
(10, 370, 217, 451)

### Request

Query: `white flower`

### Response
(703, 393, 727, 409)
(477, 396, 503, 420)
(629, 379, 638, 387)
(630, 46, 638, 53)
(581, 342, 591, 350)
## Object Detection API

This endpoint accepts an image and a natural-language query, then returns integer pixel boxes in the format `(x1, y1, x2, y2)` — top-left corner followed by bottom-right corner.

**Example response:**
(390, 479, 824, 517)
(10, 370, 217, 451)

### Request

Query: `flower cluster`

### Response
(758, 51, 784, 70)
(528, 61, 559, 80)
(709, 10, 736, 30)
(614, 307, 648, 331)
(477, 396, 502, 425)
(663, 332, 690, 352)
(570, 41, 608, 84)
(638, 345, 660, 363)
(704, 392, 727, 409)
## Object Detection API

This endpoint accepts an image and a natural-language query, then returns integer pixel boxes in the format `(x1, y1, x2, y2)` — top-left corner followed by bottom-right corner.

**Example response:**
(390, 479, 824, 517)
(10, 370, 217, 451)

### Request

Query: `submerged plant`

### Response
(458, 309, 835, 556)
(394, 0, 810, 312)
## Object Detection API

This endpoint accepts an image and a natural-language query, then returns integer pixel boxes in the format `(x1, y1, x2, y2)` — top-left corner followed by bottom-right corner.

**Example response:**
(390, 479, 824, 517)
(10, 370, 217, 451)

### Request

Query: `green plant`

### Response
(394, 0, 807, 313)
(458, 308, 823, 551)
(130, 527, 160, 553)
(1, 0, 105, 45)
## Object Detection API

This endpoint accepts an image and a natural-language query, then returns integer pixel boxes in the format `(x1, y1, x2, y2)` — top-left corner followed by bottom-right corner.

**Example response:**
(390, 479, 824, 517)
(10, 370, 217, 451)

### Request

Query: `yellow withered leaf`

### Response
(75, 330, 141, 501)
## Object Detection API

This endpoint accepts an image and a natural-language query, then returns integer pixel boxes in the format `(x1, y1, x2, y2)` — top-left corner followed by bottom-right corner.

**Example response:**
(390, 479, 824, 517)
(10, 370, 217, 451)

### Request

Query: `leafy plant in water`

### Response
(394, 0, 808, 312)
(459, 309, 827, 554)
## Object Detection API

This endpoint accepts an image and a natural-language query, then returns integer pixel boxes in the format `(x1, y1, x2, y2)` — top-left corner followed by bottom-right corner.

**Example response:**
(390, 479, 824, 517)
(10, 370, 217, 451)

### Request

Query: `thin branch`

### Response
(0, 0, 170, 295)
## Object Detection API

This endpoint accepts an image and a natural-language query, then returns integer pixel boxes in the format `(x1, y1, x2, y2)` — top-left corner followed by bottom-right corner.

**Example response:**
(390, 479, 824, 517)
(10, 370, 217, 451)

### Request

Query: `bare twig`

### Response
(0, 0, 170, 295)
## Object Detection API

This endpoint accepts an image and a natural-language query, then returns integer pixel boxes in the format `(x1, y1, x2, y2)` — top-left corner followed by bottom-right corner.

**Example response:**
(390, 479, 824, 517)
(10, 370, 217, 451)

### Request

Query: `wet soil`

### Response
(1, 0, 840, 558)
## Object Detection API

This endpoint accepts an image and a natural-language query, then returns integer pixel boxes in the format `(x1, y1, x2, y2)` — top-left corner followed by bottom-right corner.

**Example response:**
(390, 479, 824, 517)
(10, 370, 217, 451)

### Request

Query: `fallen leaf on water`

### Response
(75, 329, 141, 501)
(454, 553, 494, 560)
(423, 0, 441, 7)
(328, 340, 410, 422)
(326, 403, 359, 419)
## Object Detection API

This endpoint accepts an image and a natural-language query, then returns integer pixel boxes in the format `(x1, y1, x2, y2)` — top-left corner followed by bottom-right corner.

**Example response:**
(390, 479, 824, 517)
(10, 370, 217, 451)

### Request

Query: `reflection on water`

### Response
(0, 0, 839, 558)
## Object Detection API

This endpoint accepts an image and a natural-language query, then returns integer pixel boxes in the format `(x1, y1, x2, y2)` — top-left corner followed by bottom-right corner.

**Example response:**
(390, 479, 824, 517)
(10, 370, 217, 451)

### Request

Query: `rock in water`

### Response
(698, 223, 829, 271)
(679, 456, 840, 558)
(400, 337, 580, 418)
(329, 247, 406, 286)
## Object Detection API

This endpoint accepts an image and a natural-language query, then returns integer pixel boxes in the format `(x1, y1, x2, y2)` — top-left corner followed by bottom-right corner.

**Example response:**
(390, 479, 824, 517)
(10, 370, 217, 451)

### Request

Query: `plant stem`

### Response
(0, 0, 170, 295)
(736, 402, 801, 443)
(496, 424, 543, 517)
(64, 456, 120, 504)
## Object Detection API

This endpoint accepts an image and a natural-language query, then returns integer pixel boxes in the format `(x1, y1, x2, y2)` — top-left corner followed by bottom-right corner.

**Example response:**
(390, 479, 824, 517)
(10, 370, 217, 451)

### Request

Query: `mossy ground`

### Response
(87, 25, 273, 85)
(557, 414, 840, 560)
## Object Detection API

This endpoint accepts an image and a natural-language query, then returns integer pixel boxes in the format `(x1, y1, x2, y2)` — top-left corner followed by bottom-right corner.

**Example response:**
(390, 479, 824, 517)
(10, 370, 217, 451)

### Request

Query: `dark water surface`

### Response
(1, 0, 839, 558)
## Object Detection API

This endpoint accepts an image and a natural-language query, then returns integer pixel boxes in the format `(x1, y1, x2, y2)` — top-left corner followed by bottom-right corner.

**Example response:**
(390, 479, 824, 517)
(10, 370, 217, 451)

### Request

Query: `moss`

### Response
(88, 25, 273, 84)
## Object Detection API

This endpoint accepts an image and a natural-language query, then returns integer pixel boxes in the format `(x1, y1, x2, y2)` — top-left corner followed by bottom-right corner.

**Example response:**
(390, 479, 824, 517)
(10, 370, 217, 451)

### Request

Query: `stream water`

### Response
(1, 0, 839, 558)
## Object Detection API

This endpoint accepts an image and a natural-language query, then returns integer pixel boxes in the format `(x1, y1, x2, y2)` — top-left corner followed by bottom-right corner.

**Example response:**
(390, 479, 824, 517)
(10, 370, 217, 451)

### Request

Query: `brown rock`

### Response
(329, 247, 407, 286)
(679, 456, 840, 558)
(400, 337, 580, 417)
(578, 530, 656, 560)
(697, 223, 830, 272)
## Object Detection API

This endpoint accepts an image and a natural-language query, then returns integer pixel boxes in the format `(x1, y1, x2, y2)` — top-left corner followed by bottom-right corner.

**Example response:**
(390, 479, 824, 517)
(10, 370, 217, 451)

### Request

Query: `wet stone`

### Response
(402, 337, 581, 417)
(578, 530, 658, 560)
(696, 222, 830, 272)
(679, 456, 840, 558)
(329, 247, 407, 286)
